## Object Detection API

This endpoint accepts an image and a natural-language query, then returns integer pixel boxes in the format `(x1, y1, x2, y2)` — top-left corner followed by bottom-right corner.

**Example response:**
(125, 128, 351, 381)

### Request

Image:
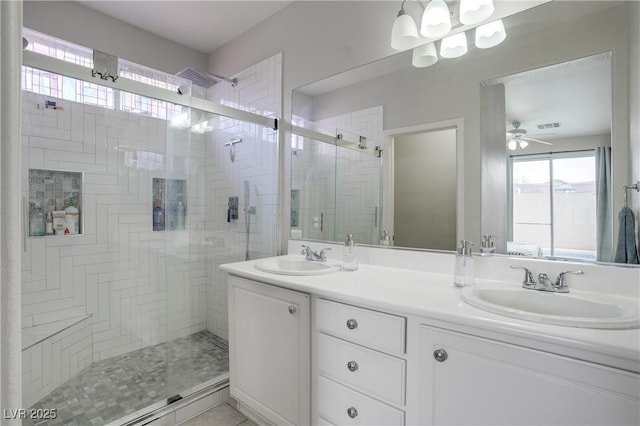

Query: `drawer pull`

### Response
(433, 348, 448, 362)
(347, 406, 358, 419)
(346, 318, 358, 330)
(288, 305, 297, 315)
(347, 361, 358, 372)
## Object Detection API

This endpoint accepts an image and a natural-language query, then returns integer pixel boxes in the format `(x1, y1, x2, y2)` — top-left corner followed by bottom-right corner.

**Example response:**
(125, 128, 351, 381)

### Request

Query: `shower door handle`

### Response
(320, 212, 324, 233)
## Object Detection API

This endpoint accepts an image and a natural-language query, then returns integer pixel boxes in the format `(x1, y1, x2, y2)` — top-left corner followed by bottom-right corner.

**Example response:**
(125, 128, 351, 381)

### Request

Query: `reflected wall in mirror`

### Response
(482, 53, 613, 262)
(290, 1, 639, 265)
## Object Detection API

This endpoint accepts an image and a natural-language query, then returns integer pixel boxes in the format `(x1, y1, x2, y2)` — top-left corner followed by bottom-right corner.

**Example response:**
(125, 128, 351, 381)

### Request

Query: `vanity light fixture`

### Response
(391, 6, 420, 50)
(412, 42, 438, 67)
(440, 32, 468, 58)
(475, 19, 506, 49)
(459, 0, 495, 25)
(390, 0, 504, 68)
(420, 0, 452, 38)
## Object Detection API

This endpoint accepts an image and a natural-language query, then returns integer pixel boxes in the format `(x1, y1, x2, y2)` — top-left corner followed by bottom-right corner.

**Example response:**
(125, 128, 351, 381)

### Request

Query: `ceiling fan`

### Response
(506, 121, 554, 150)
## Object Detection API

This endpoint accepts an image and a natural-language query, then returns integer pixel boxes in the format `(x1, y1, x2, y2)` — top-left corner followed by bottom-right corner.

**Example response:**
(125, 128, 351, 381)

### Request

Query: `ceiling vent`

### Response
(537, 122, 561, 130)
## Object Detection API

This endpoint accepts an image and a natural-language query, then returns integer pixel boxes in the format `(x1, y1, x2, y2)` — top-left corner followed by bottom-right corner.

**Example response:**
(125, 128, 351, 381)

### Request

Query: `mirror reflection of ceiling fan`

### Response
(506, 121, 554, 150)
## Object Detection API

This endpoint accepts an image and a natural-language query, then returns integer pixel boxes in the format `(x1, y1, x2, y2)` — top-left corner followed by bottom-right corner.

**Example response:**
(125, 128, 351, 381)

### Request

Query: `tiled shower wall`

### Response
(204, 53, 282, 340)
(293, 106, 383, 244)
(21, 91, 207, 368)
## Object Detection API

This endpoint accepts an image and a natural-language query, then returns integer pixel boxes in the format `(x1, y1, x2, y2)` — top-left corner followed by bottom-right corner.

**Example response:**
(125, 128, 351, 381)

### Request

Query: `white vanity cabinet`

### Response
(228, 276, 310, 426)
(314, 299, 408, 425)
(418, 325, 640, 425)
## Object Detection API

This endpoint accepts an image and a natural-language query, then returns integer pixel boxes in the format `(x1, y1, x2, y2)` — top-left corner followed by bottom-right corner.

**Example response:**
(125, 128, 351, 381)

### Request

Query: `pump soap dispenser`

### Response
(454, 240, 474, 287)
(480, 234, 496, 256)
(342, 234, 358, 271)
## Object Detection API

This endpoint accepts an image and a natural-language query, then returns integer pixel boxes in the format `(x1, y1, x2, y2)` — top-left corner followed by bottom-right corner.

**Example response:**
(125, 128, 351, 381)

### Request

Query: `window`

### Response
(22, 28, 183, 121)
(509, 151, 596, 261)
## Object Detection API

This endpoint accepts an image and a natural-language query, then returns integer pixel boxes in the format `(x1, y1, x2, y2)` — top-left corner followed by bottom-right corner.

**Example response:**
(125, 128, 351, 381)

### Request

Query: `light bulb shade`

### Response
(440, 32, 468, 58)
(475, 19, 506, 48)
(391, 12, 419, 51)
(412, 43, 438, 68)
(518, 140, 528, 149)
(507, 140, 517, 151)
(420, 0, 452, 39)
(460, 0, 495, 25)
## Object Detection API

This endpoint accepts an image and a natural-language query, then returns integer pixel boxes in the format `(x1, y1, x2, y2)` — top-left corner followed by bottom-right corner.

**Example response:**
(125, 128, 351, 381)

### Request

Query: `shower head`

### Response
(175, 68, 238, 88)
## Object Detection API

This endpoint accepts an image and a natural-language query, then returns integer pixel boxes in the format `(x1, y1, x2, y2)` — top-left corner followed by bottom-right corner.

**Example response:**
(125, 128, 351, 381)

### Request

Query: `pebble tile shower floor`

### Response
(25, 330, 229, 426)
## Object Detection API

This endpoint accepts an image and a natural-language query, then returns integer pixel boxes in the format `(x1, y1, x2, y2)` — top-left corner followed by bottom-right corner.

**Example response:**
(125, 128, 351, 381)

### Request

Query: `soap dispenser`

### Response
(380, 230, 392, 247)
(454, 240, 474, 287)
(342, 234, 358, 271)
(480, 234, 496, 256)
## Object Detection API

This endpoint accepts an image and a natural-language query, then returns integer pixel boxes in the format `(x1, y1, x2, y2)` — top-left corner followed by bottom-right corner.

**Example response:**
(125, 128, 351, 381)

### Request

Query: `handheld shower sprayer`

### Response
(243, 180, 256, 260)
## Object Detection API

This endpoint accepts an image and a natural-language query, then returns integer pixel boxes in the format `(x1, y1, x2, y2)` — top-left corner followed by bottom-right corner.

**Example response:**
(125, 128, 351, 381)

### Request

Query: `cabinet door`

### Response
(228, 276, 310, 426)
(419, 325, 640, 425)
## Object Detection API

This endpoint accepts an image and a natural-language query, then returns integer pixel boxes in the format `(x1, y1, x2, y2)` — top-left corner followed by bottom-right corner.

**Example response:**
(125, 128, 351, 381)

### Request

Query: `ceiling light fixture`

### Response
(391, 0, 503, 68)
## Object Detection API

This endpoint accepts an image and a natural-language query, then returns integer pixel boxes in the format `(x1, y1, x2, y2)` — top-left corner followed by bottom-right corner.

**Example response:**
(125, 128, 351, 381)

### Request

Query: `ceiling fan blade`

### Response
(524, 137, 553, 145)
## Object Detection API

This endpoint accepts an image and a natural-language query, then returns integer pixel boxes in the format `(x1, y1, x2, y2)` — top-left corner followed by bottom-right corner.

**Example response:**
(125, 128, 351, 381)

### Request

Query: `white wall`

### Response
(208, 1, 399, 96)
(23, 1, 208, 75)
(629, 2, 640, 217)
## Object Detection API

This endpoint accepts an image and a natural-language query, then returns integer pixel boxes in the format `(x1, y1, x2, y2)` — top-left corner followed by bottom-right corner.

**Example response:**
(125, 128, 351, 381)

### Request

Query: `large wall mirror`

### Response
(290, 1, 639, 265)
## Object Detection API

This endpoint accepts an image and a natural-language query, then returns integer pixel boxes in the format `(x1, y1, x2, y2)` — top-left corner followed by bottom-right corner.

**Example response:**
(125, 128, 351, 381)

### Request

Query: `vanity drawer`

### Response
(318, 333, 405, 406)
(318, 375, 405, 425)
(316, 299, 406, 355)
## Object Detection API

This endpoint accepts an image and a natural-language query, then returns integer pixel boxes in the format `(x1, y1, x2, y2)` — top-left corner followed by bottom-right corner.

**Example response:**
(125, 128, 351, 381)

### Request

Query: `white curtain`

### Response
(595, 146, 612, 262)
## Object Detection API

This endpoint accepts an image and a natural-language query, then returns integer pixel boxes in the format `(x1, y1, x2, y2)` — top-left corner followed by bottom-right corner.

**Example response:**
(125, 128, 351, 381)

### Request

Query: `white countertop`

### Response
(221, 251, 640, 373)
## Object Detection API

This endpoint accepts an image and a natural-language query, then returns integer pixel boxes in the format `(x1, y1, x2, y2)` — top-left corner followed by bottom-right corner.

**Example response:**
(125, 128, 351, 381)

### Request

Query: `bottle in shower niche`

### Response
(342, 234, 358, 271)
(64, 197, 79, 234)
(153, 198, 165, 231)
(453, 240, 474, 287)
(29, 202, 46, 236)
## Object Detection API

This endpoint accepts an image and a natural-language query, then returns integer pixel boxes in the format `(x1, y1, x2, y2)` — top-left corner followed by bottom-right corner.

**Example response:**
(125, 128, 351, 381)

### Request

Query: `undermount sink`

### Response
(255, 257, 339, 276)
(460, 286, 640, 329)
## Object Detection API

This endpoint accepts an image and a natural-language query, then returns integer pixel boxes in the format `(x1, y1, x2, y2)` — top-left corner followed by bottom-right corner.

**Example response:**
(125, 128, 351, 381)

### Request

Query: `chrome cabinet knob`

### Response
(346, 319, 358, 330)
(433, 348, 448, 362)
(347, 407, 358, 419)
(288, 305, 296, 315)
(347, 361, 358, 372)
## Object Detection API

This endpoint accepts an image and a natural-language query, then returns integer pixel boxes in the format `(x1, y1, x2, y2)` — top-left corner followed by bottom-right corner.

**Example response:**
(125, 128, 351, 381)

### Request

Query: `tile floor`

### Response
(180, 402, 257, 426)
(26, 330, 229, 426)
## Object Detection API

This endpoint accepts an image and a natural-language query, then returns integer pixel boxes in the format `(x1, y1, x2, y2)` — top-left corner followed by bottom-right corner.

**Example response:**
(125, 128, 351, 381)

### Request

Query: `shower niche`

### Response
(152, 177, 187, 231)
(28, 168, 83, 237)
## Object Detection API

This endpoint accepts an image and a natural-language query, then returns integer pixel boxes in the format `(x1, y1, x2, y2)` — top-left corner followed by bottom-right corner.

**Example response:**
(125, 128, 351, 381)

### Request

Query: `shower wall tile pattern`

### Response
(20, 90, 208, 405)
(21, 315, 93, 408)
(204, 53, 282, 340)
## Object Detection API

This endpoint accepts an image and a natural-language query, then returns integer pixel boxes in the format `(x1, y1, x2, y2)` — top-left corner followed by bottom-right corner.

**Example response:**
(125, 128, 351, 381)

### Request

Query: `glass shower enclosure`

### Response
(20, 29, 278, 425)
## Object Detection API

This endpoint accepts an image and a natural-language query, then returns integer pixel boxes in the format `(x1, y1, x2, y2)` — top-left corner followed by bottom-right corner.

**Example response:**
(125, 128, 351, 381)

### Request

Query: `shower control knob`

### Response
(346, 319, 358, 330)
(347, 361, 358, 372)
(347, 407, 358, 419)
(433, 348, 448, 362)
(288, 305, 297, 315)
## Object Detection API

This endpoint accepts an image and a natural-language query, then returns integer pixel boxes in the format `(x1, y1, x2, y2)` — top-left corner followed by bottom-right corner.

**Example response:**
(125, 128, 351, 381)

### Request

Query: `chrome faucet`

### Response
(301, 245, 331, 262)
(511, 266, 583, 293)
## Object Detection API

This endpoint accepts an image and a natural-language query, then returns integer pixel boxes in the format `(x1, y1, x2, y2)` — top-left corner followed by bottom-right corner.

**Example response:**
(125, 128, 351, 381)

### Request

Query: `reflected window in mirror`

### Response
(508, 150, 606, 262)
